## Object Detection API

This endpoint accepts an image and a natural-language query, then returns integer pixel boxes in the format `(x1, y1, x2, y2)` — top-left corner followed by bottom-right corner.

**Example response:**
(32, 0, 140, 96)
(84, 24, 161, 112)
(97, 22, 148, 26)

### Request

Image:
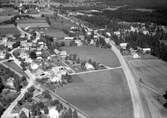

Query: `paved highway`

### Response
(57, 14, 145, 118)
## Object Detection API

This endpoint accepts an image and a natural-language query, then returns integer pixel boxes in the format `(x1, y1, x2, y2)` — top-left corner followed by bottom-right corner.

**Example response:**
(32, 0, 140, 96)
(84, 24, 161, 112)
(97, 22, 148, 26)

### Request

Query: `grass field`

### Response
(43, 28, 68, 39)
(0, 16, 13, 23)
(61, 46, 120, 68)
(0, 25, 20, 35)
(57, 69, 133, 118)
(129, 59, 167, 91)
(49, 16, 76, 30)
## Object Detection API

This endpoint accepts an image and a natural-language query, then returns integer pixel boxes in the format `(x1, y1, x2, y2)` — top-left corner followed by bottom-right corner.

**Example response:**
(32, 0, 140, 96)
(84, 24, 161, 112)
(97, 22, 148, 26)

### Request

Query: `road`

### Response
(57, 14, 145, 118)
(70, 66, 121, 75)
(38, 84, 88, 118)
(1, 71, 34, 118)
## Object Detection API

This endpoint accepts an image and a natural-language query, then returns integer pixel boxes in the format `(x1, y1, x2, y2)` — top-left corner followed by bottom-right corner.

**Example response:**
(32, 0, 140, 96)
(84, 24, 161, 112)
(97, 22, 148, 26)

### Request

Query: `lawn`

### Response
(129, 59, 167, 91)
(43, 28, 68, 39)
(61, 46, 120, 68)
(56, 69, 133, 118)
(0, 25, 20, 35)
(49, 16, 76, 30)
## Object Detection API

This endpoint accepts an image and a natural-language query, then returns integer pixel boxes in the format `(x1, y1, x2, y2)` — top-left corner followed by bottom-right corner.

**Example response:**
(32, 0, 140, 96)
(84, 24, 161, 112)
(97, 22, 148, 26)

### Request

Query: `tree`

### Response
(73, 110, 78, 118)
(29, 51, 37, 59)
(76, 58, 80, 64)
(72, 54, 77, 61)
(88, 59, 92, 64)
(67, 108, 73, 118)
(42, 90, 52, 100)
(163, 91, 167, 100)
(19, 111, 27, 118)
(12, 41, 20, 48)
(50, 99, 60, 106)
(0, 77, 4, 93)
(13, 78, 21, 91)
(28, 86, 35, 93)
(43, 106, 49, 114)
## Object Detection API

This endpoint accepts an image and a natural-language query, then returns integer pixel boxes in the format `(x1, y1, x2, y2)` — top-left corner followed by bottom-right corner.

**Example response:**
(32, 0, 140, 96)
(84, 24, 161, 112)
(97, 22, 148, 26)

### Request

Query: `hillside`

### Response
(97, 0, 167, 8)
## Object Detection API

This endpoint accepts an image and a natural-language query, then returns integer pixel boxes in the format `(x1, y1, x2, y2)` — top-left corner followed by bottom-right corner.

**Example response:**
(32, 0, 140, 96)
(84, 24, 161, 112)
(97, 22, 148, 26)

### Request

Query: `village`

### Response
(1, 0, 167, 118)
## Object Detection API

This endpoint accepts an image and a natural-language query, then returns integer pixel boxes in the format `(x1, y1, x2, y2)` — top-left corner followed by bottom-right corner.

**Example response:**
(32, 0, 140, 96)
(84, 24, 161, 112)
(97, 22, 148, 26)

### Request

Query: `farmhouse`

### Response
(142, 48, 151, 54)
(64, 37, 74, 40)
(0, 50, 6, 59)
(49, 107, 59, 118)
(120, 43, 128, 50)
(85, 62, 94, 70)
(30, 62, 39, 70)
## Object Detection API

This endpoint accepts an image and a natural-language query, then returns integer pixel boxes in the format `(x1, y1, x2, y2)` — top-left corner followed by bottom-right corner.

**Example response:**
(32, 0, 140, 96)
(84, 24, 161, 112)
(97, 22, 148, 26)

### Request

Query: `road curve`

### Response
(57, 14, 145, 118)
(109, 41, 145, 118)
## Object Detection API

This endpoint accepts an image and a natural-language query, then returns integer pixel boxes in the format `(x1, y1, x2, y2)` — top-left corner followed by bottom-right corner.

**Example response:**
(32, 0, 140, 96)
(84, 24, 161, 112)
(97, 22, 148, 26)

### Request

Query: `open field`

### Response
(0, 16, 13, 23)
(49, 16, 77, 30)
(128, 58, 167, 118)
(43, 28, 68, 39)
(62, 46, 120, 68)
(0, 25, 20, 35)
(129, 59, 167, 91)
(57, 69, 133, 118)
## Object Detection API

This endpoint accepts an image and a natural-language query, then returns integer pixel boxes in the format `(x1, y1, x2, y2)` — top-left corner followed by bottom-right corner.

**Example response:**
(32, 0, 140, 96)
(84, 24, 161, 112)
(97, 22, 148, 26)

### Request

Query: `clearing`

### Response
(61, 46, 120, 68)
(57, 69, 133, 118)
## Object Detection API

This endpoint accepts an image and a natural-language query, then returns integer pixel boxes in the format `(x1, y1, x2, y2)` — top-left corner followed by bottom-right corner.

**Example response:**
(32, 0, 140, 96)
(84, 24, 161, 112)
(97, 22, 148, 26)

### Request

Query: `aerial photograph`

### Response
(0, 0, 167, 118)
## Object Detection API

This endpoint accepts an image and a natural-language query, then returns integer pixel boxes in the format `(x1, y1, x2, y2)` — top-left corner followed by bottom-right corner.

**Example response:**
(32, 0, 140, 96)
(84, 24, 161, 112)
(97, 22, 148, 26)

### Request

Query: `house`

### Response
(20, 107, 30, 118)
(75, 40, 82, 46)
(7, 41, 14, 49)
(90, 39, 95, 45)
(114, 31, 121, 37)
(106, 32, 111, 37)
(132, 53, 140, 59)
(6, 77, 15, 89)
(19, 51, 29, 59)
(120, 43, 128, 50)
(30, 62, 39, 70)
(0, 37, 8, 46)
(142, 48, 151, 54)
(64, 37, 74, 40)
(143, 30, 149, 35)
(54, 49, 60, 55)
(60, 51, 67, 58)
(85, 62, 94, 70)
(49, 107, 59, 118)
(104, 38, 110, 44)
(36, 51, 42, 56)
(50, 74, 62, 83)
(0, 50, 6, 59)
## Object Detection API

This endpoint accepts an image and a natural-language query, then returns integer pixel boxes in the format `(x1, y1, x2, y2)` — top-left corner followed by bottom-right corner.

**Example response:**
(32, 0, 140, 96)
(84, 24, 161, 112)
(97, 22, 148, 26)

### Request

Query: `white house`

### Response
(106, 32, 111, 37)
(75, 40, 82, 46)
(143, 30, 149, 35)
(120, 43, 128, 49)
(142, 48, 151, 54)
(49, 107, 59, 118)
(132, 53, 140, 59)
(104, 38, 110, 44)
(60, 51, 67, 58)
(30, 62, 39, 70)
(50, 74, 62, 83)
(114, 31, 121, 37)
(85, 62, 94, 70)
(64, 37, 74, 40)
(0, 50, 6, 59)
(19, 107, 30, 118)
(6, 77, 15, 89)
(54, 49, 60, 55)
